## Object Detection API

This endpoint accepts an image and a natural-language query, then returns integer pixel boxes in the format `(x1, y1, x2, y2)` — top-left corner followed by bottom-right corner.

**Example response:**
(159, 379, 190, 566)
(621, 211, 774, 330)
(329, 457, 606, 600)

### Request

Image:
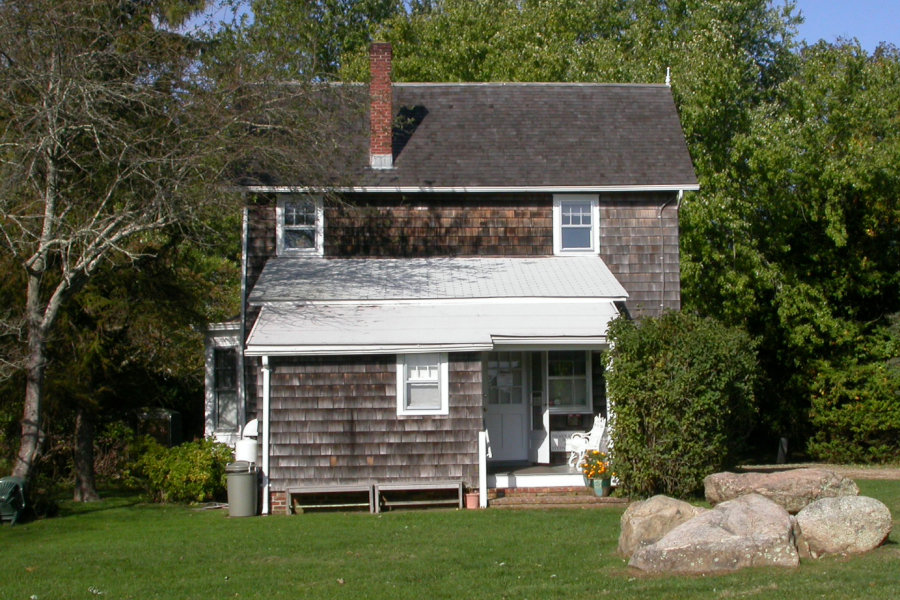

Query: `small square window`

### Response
(397, 353, 449, 416)
(276, 195, 324, 256)
(553, 194, 599, 255)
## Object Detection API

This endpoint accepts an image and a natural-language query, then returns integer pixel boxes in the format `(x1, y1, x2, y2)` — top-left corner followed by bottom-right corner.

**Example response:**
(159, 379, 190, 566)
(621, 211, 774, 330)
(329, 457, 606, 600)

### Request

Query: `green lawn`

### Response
(2, 480, 898, 600)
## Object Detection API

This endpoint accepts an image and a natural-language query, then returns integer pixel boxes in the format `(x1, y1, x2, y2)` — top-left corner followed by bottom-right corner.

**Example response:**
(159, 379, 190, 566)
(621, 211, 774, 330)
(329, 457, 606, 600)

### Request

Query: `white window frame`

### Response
(396, 352, 450, 416)
(546, 350, 594, 414)
(276, 194, 324, 257)
(552, 194, 600, 256)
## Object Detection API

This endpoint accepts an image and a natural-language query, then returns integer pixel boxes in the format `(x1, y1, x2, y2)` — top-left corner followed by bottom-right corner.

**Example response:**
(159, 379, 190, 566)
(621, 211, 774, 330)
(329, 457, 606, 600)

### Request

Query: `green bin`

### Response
(226, 461, 258, 517)
(0, 476, 26, 525)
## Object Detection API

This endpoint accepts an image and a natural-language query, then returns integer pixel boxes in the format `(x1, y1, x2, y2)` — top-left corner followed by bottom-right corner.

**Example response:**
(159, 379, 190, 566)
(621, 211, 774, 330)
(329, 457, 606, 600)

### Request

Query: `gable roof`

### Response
(243, 83, 698, 192)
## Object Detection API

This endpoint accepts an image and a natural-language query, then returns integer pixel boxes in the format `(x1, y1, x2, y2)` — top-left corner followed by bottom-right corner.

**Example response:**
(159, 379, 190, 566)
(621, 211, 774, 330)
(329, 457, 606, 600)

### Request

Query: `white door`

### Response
(483, 352, 529, 462)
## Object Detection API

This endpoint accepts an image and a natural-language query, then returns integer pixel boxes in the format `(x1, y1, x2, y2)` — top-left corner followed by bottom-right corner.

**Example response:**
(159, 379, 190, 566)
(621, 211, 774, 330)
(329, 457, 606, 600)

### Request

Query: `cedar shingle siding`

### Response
(264, 354, 482, 490)
(598, 192, 681, 317)
(327, 193, 552, 257)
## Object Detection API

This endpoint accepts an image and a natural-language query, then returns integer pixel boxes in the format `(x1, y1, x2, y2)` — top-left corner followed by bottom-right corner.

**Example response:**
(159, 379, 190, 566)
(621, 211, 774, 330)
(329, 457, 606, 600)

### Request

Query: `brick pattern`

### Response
(269, 491, 289, 515)
(326, 193, 553, 257)
(260, 353, 482, 491)
(598, 192, 681, 317)
(369, 43, 393, 160)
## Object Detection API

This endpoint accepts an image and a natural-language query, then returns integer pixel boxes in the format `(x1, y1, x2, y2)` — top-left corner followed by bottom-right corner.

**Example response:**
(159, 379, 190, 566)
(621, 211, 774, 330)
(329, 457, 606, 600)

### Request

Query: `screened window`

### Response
(547, 350, 592, 413)
(397, 353, 449, 416)
(276, 195, 324, 256)
(214, 348, 239, 431)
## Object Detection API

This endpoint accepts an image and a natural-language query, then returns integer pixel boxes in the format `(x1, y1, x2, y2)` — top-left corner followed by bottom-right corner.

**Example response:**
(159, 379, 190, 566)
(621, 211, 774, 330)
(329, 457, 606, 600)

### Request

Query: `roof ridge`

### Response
(394, 82, 668, 88)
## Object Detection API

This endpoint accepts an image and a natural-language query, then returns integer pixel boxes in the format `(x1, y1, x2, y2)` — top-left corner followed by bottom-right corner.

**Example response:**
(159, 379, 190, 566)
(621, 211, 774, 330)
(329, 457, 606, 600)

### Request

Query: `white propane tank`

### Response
(234, 439, 258, 464)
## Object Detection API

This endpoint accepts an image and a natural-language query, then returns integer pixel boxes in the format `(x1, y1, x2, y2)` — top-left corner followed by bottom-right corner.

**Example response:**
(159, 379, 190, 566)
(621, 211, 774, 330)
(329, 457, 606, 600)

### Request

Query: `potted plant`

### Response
(580, 450, 613, 497)
(465, 487, 481, 509)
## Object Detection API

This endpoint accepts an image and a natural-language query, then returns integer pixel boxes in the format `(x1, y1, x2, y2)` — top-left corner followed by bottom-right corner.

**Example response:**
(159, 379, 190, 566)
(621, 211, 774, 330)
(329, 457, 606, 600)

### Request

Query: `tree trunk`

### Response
(12, 274, 49, 480)
(73, 407, 100, 502)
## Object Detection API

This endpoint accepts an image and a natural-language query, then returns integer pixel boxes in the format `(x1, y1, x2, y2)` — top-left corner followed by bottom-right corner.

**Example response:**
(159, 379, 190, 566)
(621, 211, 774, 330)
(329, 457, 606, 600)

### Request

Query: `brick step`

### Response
(489, 494, 628, 508)
(491, 486, 594, 497)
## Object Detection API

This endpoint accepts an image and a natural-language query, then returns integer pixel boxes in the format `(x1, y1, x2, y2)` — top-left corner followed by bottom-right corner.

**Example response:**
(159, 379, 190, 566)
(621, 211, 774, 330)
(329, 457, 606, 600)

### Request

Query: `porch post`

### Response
(261, 355, 271, 514)
(478, 430, 488, 508)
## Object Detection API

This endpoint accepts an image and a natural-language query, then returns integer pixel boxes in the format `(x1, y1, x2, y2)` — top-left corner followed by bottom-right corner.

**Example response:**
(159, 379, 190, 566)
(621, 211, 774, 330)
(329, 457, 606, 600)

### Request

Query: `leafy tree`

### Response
(0, 0, 364, 484)
(605, 312, 757, 498)
(681, 41, 900, 451)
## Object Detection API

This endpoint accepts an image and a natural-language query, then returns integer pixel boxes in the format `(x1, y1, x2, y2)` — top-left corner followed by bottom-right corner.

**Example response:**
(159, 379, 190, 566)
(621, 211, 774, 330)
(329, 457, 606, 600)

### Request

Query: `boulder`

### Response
(618, 495, 706, 557)
(795, 496, 893, 558)
(629, 494, 799, 573)
(704, 468, 859, 513)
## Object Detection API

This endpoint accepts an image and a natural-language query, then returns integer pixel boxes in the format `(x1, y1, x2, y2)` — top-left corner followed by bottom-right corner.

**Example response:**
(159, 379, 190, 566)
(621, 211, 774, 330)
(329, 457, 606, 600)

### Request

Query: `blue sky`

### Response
(794, 0, 900, 52)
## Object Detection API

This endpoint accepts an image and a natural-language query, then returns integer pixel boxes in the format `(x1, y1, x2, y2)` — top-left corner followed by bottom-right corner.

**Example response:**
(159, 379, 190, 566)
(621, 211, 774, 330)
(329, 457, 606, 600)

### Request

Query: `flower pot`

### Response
(585, 478, 612, 497)
(465, 492, 480, 509)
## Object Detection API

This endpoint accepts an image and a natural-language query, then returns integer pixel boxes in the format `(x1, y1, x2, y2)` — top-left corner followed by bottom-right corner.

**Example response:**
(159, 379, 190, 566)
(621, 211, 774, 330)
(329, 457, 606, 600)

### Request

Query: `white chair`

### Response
(567, 415, 607, 468)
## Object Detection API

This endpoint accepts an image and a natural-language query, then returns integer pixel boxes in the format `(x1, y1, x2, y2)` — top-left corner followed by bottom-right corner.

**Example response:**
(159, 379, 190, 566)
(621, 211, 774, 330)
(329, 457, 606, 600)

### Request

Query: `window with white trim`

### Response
(547, 350, 593, 413)
(553, 194, 600, 255)
(276, 194, 324, 256)
(397, 353, 449, 416)
(213, 348, 239, 431)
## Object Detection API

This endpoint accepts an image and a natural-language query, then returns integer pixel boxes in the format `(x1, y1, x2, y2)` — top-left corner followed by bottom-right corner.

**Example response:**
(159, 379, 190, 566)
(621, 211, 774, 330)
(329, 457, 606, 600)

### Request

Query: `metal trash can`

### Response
(226, 461, 258, 517)
(0, 476, 26, 525)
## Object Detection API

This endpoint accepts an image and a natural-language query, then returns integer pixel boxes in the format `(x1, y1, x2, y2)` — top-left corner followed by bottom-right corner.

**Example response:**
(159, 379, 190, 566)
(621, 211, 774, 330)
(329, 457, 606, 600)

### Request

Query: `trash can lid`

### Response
(226, 461, 254, 473)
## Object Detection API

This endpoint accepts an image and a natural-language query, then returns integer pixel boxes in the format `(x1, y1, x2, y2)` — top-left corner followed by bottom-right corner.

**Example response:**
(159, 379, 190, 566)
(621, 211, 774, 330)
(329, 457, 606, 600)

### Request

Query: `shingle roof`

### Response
(362, 83, 698, 189)
(245, 83, 698, 191)
(248, 257, 629, 304)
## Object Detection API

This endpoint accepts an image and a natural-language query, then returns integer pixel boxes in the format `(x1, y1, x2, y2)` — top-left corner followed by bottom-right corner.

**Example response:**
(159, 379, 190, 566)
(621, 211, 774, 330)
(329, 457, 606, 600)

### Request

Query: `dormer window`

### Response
(276, 195, 324, 256)
(553, 194, 600, 256)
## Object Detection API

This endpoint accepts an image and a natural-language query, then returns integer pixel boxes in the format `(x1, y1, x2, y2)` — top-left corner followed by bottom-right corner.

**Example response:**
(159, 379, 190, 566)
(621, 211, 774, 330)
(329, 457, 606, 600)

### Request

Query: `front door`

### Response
(483, 352, 529, 462)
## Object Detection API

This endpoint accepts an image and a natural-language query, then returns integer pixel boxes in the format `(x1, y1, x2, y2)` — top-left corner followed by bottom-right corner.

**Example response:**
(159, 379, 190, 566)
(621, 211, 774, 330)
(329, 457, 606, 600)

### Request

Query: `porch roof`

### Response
(248, 257, 628, 305)
(244, 300, 620, 356)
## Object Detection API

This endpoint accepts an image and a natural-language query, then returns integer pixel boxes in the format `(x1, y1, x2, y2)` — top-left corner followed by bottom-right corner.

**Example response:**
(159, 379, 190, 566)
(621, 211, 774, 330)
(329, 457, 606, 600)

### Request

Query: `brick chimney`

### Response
(369, 42, 393, 169)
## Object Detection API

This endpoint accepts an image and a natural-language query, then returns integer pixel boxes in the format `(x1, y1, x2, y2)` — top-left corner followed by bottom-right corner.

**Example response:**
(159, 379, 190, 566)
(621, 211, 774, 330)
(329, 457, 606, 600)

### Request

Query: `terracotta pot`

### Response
(465, 492, 480, 509)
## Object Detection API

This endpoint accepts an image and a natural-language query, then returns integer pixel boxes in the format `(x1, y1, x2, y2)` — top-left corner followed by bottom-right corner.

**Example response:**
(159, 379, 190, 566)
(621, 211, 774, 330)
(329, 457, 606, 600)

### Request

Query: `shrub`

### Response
(135, 438, 233, 503)
(606, 312, 757, 498)
(808, 316, 900, 463)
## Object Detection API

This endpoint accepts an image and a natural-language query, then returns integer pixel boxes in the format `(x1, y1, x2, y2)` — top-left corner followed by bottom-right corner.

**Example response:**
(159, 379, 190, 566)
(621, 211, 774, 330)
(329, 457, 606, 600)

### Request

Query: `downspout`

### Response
(657, 190, 683, 312)
(261, 355, 271, 514)
(239, 203, 249, 435)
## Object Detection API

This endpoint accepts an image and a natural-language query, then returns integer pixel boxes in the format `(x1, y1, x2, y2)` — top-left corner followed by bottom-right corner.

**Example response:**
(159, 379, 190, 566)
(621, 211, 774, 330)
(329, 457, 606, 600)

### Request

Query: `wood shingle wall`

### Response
(326, 193, 553, 257)
(598, 192, 681, 318)
(263, 353, 482, 491)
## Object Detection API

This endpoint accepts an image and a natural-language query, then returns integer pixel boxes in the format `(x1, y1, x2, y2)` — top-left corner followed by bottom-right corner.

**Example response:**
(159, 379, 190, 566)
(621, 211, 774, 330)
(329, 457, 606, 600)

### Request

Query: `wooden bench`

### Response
(374, 481, 464, 513)
(287, 485, 375, 513)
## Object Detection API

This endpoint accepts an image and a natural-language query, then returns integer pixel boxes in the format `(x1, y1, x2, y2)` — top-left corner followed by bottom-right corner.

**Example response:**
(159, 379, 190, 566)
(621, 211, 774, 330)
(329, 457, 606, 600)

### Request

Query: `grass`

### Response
(1, 480, 898, 600)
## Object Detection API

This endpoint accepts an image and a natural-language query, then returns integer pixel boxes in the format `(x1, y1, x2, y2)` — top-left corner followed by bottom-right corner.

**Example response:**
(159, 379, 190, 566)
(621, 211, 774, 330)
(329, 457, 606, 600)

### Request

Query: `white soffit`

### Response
(248, 257, 628, 304)
(244, 301, 620, 356)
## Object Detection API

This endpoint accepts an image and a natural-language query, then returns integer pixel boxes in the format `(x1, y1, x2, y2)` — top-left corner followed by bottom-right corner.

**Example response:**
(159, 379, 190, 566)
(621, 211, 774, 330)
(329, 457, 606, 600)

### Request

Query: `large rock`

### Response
(629, 494, 799, 573)
(704, 468, 859, 513)
(618, 495, 706, 557)
(795, 496, 893, 558)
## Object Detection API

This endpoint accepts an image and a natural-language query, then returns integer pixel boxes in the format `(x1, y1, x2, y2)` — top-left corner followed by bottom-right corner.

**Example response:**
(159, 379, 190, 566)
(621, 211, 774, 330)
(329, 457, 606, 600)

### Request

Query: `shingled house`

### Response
(204, 43, 698, 514)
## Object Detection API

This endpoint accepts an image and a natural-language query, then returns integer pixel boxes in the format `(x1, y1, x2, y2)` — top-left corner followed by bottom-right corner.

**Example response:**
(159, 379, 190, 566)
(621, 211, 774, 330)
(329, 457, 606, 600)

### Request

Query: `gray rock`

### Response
(617, 495, 706, 557)
(795, 495, 892, 558)
(629, 494, 799, 573)
(704, 468, 859, 514)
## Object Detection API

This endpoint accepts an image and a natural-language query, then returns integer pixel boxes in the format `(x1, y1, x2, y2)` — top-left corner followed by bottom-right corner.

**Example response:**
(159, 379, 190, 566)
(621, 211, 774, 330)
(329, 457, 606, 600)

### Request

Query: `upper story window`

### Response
(397, 353, 450, 416)
(276, 194, 324, 256)
(553, 194, 600, 256)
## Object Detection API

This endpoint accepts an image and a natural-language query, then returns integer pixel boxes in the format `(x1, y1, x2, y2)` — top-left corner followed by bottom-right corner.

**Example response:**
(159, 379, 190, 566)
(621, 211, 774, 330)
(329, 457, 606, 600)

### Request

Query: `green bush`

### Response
(606, 312, 757, 498)
(808, 316, 900, 463)
(136, 438, 234, 503)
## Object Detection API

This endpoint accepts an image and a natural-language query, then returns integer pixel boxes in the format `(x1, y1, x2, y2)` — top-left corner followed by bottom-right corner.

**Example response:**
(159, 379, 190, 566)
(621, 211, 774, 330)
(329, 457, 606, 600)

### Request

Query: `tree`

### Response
(681, 41, 900, 450)
(0, 0, 364, 483)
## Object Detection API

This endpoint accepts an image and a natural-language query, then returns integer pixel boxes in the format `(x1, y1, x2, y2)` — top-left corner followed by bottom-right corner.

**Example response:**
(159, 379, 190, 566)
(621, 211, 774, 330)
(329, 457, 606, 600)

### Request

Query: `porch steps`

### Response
(488, 486, 628, 509)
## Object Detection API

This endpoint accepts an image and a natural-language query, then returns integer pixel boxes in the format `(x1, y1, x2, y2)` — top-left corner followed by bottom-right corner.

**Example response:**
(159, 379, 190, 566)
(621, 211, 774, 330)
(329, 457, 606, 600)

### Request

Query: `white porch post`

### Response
(261, 356, 271, 514)
(478, 430, 489, 508)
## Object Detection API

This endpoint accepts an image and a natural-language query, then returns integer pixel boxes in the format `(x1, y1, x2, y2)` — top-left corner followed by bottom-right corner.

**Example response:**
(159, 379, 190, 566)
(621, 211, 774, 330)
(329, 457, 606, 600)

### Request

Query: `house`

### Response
(205, 43, 698, 514)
